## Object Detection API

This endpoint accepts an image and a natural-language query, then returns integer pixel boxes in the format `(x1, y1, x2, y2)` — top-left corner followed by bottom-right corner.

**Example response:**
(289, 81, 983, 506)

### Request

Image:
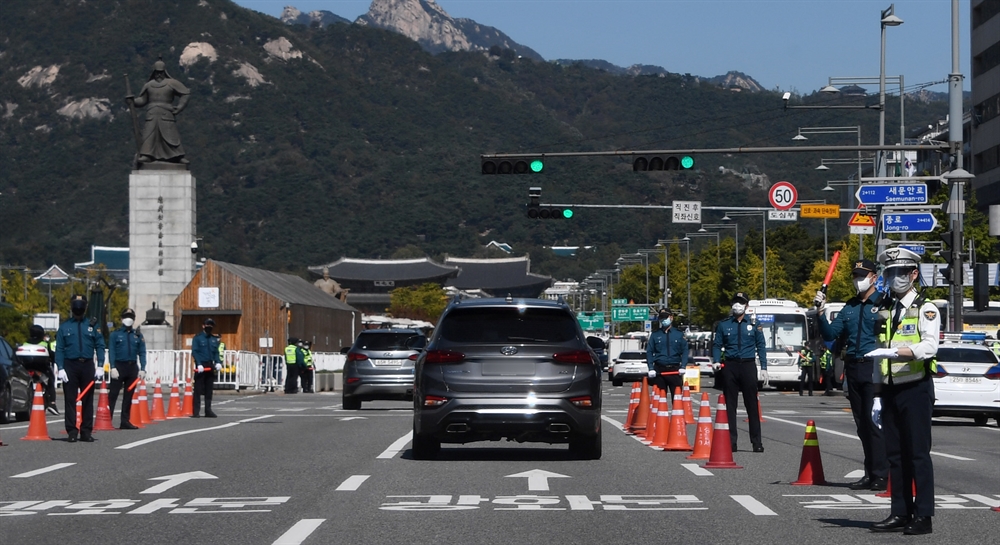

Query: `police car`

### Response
(932, 332, 1000, 426)
(609, 351, 649, 387)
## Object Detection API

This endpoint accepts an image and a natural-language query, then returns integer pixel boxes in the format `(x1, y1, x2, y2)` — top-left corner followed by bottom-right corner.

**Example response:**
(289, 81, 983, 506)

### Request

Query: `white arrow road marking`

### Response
(377, 430, 413, 459)
(845, 470, 866, 479)
(11, 463, 76, 478)
(505, 469, 571, 491)
(962, 494, 1000, 507)
(141, 471, 217, 494)
(339, 417, 366, 421)
(335, 475, 370, 491)
(731, 495, 778, 516)
(273, 519, 326, 545)
(116, 415, 273, 450)
(681, 464, 713, 476)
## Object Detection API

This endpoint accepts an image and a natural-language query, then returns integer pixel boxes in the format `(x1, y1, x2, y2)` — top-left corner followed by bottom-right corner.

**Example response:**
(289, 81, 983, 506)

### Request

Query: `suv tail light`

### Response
(423, 394, 448, 407)
(570, 396, 593, 408)
(985, 365, 1000, 380)
(553, 350, 594, 364)
(408, 353, 420, 361)
(346, 352, 368, 362)
(424, 350, 465, 364)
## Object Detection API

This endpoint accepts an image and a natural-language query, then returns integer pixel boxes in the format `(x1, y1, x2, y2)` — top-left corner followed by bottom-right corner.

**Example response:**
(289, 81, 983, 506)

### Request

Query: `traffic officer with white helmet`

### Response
(645, 308, 688, 404)
(815, 258, 888, 491)
(711, 291, 768, 453)
(867, 246, 939, 535)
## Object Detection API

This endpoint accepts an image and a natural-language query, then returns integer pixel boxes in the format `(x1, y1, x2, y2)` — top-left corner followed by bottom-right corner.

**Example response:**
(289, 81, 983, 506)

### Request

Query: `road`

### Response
(2, 381, 998, 545)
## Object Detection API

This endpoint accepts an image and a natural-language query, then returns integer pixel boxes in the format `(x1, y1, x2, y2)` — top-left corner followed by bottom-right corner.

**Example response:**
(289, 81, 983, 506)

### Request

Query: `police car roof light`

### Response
(940, 331, 987, 344)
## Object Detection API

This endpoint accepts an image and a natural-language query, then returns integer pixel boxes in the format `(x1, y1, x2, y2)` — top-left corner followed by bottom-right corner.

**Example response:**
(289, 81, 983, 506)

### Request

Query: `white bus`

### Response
(746, 299, 810, 386)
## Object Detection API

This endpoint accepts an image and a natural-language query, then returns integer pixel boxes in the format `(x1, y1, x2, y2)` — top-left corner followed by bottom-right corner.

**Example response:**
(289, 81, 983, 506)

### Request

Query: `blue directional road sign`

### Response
(899, 244, 926, 255)
(855, 184, 928, 205)
(882, 212, 938, 233)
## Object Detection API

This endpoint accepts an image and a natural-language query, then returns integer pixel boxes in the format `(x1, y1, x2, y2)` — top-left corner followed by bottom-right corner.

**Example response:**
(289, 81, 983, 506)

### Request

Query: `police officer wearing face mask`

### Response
(711, 292, 767, 453)
(867, 247, 939, 535)
(54, 294, 106, 442)
(191, 318, 221, 417)
(108, 308, 146, 429)
(645, 309, 688, 404)
(814, 258, 888, 492)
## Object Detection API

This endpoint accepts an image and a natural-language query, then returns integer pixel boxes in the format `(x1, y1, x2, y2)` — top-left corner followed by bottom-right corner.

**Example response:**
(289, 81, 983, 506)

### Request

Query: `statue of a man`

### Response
(314, 267, 344, 298)
(127, 59, 190, 165)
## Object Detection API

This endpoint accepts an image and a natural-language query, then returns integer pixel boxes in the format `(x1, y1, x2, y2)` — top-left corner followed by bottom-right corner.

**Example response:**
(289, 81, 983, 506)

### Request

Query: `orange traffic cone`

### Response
(791, 420, 827, 485)
(744, 394, 766, 422)
(21, 383, 51, 441)
(151, 379, 167, 421)
(182, 381, 194, 417)
(650, 389, 672, 448)
(641, 387, 660, 443)
(704, 394, 742, 469)
(876, 475, 916, 498)
(61, 400, 81, 434)
(682, 382, 696, 425)
(629, 378, 651, 433)
(137, 380, 153, 425)
(167, 377, 183, 418)
(687, 392, 714, 459)
(129, 387, 145, 429)
(623, 382, 640, 432)
(661, 387, 693, 451)
(93, 380, 116, 432)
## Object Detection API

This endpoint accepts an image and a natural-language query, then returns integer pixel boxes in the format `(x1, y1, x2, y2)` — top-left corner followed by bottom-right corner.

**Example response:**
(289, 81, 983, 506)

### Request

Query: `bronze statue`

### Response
(126, 59, 190, 168)
(314, 267, 349, 302)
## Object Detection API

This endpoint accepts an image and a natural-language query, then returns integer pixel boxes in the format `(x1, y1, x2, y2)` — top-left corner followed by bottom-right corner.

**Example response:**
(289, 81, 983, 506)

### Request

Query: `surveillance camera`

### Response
(190, 241, 198, 254)
(782, 92, 791, 101)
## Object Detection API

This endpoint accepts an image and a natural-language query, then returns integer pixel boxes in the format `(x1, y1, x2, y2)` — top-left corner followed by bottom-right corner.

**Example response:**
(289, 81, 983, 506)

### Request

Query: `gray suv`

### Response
(343, 329, 427, 410)
(411, 297, 602, 460)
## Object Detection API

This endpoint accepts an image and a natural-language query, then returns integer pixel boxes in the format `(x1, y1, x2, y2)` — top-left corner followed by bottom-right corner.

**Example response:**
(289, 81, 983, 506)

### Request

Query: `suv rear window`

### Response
(438, 307, 579, 343)
(937, 347, 997, 364)
(354, 333, 423, 351)
(618, 351, 646, 360)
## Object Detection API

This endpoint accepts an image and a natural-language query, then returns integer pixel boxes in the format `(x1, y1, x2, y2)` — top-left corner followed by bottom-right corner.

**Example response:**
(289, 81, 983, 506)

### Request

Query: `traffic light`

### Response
(632, 154, 694, 171)
(973, 263, 989, 312)
(526, 204, 573, 219)
(938, 227, 964, 286)
(482, 157, 543, 175)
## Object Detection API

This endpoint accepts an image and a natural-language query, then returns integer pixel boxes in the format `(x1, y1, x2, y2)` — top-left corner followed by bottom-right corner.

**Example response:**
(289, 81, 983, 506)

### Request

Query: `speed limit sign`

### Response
(769, 181, 798, 211)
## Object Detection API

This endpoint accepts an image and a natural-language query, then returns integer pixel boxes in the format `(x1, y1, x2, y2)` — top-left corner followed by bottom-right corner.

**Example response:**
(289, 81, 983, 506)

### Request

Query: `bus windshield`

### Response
(755, 314, 807, 353)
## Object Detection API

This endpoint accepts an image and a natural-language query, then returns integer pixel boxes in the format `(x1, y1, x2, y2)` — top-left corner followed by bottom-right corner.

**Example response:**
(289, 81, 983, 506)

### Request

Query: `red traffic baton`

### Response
(816, 251, 841, 309)
(77, 380, 95, 402)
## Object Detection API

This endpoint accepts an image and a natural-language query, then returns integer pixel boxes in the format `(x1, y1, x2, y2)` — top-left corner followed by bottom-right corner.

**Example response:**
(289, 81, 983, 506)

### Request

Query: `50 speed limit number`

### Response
(769, 181, 798, 211)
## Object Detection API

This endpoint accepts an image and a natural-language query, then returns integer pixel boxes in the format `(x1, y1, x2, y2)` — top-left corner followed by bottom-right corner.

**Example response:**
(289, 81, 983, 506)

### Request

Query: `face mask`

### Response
(122, 318, 134, 327)
(890, 274, 913, 295)
(204, 326, 213, 334)
(71, 302, 86, 316)
(853, 276, 873, 293)
(661, 318, 672, 328)
(732, 303, 746, 316)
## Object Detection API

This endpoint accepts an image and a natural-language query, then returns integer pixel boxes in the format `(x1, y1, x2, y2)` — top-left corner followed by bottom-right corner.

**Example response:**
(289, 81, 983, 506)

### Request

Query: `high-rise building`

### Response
(970, 0, 1000, 209)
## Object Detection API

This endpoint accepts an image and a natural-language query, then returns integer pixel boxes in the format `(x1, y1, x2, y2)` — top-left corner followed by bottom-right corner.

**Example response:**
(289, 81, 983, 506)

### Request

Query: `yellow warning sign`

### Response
(848, 212, 875, 226)
(801, 204, 840, 219)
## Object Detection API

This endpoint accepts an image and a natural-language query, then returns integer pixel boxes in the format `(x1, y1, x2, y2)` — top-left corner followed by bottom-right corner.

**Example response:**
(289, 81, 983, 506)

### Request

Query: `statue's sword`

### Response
(124, 74, 141, 161)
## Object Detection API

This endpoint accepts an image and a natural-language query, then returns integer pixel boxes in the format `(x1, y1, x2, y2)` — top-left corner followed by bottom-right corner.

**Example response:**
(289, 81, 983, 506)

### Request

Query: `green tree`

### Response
(734, 247, 794, 301)
(389, 283, 448, 323)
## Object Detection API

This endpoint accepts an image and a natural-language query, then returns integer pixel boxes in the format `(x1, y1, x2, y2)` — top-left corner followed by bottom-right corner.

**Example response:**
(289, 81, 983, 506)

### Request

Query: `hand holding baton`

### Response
(815, 250, 841, 309)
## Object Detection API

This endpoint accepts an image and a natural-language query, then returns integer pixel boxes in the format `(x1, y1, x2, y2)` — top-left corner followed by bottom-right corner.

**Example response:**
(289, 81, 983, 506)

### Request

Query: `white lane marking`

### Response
(5, 418, 63, 430)
(962, 494, 1000, 507)
(681, 463, 713, 476)
(277, 408, 308, 412)
(272, 519, 326, 545)
(929, 451, 975, 461)
(336, 475, 370, 491)
(340, 417, 366, 421)
(141, 471, 217, 494)
(600, 415, 624, 429)
(845, 470, 866, 479)
(731, 495, 778, 516)
(377, 430, 413, 459)
(115, 416, 273, 450)
(10, 463, 76, 478)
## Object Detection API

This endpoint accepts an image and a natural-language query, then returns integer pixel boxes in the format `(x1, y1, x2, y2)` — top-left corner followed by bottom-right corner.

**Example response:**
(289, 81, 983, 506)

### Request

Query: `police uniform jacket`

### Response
(875, 290, 940, 384)
(819, 291, 883, 358)
(711, 315, 767, 368)
(55, 316, 106, 370)
(109, 326, 146, 370)
(646, 327, 689, 370)
(192, 331, 220, 365)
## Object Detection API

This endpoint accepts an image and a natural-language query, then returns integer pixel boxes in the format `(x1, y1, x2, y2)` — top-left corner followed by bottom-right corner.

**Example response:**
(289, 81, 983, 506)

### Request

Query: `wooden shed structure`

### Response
(173, 260, 361, 354)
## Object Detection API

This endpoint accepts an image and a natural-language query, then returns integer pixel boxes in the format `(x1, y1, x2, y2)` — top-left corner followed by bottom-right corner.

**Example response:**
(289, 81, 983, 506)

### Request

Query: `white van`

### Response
(746, 299, 810, 386)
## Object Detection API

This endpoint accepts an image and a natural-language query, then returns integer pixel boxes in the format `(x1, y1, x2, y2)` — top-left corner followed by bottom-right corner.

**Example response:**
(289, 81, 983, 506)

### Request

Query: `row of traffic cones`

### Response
(19, 377, 196, 441)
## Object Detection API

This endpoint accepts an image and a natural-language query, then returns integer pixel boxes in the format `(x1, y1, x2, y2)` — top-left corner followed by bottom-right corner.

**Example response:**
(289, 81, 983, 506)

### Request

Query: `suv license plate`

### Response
(372, 359, 403, 366)
(950, 377, 981, 384)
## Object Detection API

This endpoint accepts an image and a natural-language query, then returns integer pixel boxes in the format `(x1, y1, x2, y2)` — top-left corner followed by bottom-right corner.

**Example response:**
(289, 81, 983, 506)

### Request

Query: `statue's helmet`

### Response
(153, 60, 166, 72)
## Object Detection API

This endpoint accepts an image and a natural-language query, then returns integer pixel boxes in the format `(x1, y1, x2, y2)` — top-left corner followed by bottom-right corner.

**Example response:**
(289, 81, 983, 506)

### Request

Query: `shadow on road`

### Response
(815, 518, 876, 529)
(402, 447, 580, 462)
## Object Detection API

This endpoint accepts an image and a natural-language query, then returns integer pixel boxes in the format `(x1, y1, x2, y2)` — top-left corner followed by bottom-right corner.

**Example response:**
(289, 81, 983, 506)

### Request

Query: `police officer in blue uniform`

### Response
(54, 294, 106, 442)
(711, 291, 767, 452)
(191, 318, 221, 417)
(815, 258, 888, 491)
(108, 308, 146, 429)
(646, 309, 689, 404)
(868, 247, 939, 535)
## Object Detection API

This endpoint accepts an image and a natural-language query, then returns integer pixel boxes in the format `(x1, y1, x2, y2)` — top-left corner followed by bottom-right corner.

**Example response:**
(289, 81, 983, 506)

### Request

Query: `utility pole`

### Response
(946, 0, 973, 332)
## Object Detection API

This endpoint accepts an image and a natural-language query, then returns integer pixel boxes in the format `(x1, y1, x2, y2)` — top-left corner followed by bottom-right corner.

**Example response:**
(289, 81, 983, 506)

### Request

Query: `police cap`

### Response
(877, 247, 921, 270)
(732, 292, 750, 305)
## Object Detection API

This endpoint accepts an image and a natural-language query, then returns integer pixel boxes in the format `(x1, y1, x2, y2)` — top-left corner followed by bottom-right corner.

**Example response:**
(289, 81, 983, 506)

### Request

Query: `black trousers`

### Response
(193, 370, 215, 415)
(300, 367, 313, 392)
(651, 366, 683, 405)
(798, 365, 815, 395)
(883, 376, 935, 517)
(846, 369, 888, 480)
(823, 364, 835, 393)
(108, 361, 139, 426)
(62, 359, 95, 436)
(284, 365, 299, 394)
(722, 359, 761, 448)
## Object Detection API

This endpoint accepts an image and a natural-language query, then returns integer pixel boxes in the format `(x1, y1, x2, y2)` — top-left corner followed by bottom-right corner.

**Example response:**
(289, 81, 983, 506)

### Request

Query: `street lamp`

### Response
(686, 232, 720, 264)
(655, 238, 689, 316)
(618, 253, 649, 304)
(700, 223, 739, 270)
(880, 4, 903, 177)
(724, 211, 768, 298)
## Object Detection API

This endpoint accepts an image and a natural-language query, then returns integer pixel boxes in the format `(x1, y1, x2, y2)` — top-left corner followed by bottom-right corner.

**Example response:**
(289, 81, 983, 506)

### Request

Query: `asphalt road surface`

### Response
(2, 382, 998, 545)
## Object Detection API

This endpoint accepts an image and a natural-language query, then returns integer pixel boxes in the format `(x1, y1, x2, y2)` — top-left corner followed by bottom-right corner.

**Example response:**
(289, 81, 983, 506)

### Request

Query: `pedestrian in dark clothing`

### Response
(190, 318, 220, 417)
(54, 295, 106, 442)
(645, 309, 688, 404)
(108, 308, 146, 429)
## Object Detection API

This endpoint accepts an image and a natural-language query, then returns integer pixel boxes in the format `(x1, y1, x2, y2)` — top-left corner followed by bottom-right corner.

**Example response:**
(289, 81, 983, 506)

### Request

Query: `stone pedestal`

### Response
(139, 324, 174, 352)
(129, 169, 196, 348)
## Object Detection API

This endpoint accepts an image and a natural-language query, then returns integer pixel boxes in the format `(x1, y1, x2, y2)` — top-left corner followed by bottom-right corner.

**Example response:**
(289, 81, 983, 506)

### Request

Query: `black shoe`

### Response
(121, 423, 139, 430)
(799, 392, 804, 396)
(190, 414, 200, 418)
(752, 444, 764, 453)
(849, 476, 873, 490)
(205, 411, 217, 418)
(67, 435, 78, 443)
(870, 477, 888, 491)
(79, 435, 95, 443)
(870, 515, 911, 532)
(47, 405, 60, 415)
(902, 516, 932, 535)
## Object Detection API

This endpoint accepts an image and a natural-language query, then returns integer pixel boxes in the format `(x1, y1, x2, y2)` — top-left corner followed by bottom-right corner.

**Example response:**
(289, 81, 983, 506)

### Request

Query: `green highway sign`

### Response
(612, 299, 628, 305)
(577, 313, 605, 330)
(612, 307, 651, 322)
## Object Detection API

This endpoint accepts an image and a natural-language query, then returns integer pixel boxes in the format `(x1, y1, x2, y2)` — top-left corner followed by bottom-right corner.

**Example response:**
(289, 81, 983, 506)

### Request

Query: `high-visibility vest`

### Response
(819, 351, 832, 370)
(877, 299, 937, 385)
(799, 349, 813, 367)
(284, 344, 298, 365)
(218, 341, 225, 358)
(303, 349, 313, 367)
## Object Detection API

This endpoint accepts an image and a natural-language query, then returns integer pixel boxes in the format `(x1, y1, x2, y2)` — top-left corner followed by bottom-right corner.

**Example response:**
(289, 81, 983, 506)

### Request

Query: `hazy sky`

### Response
(232, 0, 972, 95)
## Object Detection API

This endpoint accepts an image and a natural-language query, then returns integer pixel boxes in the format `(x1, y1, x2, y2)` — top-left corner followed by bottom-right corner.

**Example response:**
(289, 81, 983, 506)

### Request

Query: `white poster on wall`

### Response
(198, 287, 219, 308)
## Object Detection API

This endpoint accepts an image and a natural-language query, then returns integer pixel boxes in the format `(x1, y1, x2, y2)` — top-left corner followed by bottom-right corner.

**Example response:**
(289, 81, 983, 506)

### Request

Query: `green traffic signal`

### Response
(562, 208, 573, 219)
(680, 156, 694, 169)
(530, 159, 544, 173)
(633, 155, 695, 171)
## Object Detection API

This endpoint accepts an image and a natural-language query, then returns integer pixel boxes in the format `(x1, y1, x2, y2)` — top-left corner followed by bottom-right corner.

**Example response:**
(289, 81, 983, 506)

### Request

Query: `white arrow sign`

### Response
(505, 469, 571, 491)
(141, 471, 217, 494)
